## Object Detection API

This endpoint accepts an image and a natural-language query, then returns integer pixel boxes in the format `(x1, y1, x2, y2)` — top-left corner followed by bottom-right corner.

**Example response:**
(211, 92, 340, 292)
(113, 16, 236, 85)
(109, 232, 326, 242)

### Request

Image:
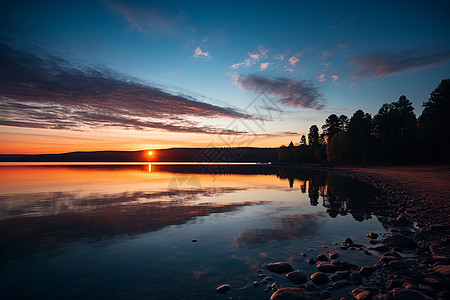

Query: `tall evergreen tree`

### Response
(300, 135, 307, 146)
(322, 114, 341, 142)
(419, 79, 450, 162)
(349, 110, 373, 164)
(374, 95, 416, 163)
(308, 125, 319, 146)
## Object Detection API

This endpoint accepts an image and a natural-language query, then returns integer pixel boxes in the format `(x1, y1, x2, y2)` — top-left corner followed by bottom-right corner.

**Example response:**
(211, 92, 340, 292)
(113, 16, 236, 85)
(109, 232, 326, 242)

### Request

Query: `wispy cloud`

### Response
(349, 48, 450, 78)
(274, 54, 285, 61)
(230, 45, 269, 69)
(104, 0, 187, 35)
(193, 47, 210, 58)
(235, 75, 325, 110)
(316, 74, 326, 82)
(288, 56, 299, 66)
(260, 62, 269, 70)
(0, 43, 253, 134)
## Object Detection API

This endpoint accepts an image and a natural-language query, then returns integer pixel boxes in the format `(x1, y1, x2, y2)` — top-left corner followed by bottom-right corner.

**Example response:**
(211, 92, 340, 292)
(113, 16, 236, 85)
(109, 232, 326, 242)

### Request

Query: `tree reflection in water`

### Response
(277, 168, 382, 221)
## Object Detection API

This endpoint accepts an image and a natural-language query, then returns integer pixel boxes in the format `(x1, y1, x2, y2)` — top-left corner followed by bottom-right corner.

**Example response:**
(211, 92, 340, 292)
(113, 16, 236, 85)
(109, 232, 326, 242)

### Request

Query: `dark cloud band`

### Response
(236, 75, 325, 110)
(0, 43, 252, 134)
(349, 48, 450, 78)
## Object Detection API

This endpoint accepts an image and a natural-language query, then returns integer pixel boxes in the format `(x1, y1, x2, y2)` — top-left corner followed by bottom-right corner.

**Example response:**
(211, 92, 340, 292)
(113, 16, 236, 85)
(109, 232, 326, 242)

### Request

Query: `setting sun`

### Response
(148, 151, 153, 156)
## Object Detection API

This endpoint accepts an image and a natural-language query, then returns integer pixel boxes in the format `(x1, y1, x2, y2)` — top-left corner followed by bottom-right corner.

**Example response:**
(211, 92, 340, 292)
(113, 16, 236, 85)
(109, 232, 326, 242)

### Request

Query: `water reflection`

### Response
(233, 211, 327, 246)
(277, 168, 381, 221)
(0, 164, 384, 262)
(0, 164, 387, 300)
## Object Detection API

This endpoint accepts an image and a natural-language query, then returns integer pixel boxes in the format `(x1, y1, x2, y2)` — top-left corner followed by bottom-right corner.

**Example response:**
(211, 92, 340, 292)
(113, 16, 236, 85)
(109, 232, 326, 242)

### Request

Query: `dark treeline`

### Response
(278, 79, 450, 164)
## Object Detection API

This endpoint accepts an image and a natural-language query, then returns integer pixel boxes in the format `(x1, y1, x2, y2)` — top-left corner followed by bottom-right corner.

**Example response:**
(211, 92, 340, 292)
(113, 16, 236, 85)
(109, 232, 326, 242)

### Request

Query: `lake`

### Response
(0, 163, 389, 299)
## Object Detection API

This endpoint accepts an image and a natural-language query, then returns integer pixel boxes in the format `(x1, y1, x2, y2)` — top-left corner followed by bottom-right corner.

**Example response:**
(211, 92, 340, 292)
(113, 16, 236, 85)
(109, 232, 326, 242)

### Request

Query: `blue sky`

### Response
(1, 0, 449, 153)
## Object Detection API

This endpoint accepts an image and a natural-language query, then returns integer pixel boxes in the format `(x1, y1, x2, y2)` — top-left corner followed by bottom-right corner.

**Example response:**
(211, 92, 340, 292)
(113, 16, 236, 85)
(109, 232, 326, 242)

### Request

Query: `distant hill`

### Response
(0, 147, 278, 162)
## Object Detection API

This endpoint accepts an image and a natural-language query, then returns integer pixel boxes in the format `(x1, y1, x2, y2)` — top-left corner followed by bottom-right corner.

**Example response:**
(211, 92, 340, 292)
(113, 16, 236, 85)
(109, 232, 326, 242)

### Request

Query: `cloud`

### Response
(331, 75, 339, 81)
(104, 0, 186, 35)
(260, 62, 269, 70)
(288, 56, 299, 66)
(235, 75, 325, 110)
(0, 43, 253, 134)
(317, 74, 326, 82)
(349, 48, 450, 78)
(274, 54, 285, 61)
(258, 45, 269, 57)
(231, 58, 252, 69)
(230, 45, 269, 69)
(193, 47, 210, 58)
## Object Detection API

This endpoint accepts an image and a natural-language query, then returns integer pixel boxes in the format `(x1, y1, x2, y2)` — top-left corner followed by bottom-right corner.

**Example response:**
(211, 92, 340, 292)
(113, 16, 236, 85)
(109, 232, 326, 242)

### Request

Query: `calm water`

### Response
(0, 163, 388, 299)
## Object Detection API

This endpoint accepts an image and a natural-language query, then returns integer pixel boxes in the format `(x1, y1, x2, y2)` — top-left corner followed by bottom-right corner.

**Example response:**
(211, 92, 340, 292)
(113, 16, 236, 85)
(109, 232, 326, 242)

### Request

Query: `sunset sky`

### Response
(1, 0, 450, 154)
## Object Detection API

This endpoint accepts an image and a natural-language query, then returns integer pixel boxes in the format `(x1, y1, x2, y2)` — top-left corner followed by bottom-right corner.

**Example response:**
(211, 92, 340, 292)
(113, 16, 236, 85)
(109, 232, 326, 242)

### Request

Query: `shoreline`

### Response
(264, 165, 450, 299)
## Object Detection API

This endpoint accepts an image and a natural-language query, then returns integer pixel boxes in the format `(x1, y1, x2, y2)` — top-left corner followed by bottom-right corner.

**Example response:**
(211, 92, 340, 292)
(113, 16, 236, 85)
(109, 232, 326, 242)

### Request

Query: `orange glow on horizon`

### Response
(0, 125, 298, 155)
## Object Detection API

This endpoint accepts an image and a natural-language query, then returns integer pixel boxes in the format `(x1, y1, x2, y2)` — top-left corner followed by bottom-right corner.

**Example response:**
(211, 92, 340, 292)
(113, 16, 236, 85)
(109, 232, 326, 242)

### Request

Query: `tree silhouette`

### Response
(277, 79, 448, 165)
(419, 79, 450, 162)
(339, 115, 349, 131)
(374, 95, 416, 163)
(326, 131, 350, 163)
(349, 110, 373, 164)
(308, 125, 319, 146)
(322, 114, 341, 142)
(322, 114, 349, 144)
(300, 135, 307, 146)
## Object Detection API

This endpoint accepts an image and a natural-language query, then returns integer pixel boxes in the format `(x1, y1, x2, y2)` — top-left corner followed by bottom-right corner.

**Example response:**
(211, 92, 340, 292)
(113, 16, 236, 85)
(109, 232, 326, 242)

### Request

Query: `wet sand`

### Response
(326, 165, 450, 227)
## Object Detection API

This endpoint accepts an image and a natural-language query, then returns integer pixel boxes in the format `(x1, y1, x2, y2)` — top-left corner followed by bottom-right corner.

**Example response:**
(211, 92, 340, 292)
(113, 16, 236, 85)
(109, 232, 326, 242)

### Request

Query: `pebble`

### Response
(264, 262, 294, 274)
(311, 272, 329, 284)
(330, 273, 343, 281)
(433, 264, 450, 277)
(344, 237, 354, 245)
(329, 252, 338, 259)
(335, 270, 352, 278)
(307, 258, 316, 265)
(285, 270, 307, 285)
(332, 279, 353, 289)
(368, 232, 379, 239)
(380, 255, 400, 264)
(317, 262, 338, 273)
(270, 282, 278, 291)
(216, 284, 230, 294)
(382, 234, 418, 249)
(352, 287, 375, 300)
(386, 279, 403, 290)
(349, 272, 362, 284)
(317, 254, 328, 261)
(360, 266, 377, 276)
